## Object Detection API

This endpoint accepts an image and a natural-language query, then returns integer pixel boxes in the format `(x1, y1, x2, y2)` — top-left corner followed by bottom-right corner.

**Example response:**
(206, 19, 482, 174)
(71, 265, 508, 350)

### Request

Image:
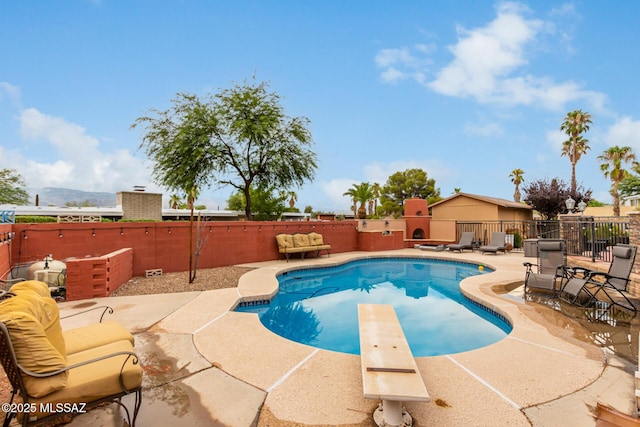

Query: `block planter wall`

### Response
(65, 248, 133, 301)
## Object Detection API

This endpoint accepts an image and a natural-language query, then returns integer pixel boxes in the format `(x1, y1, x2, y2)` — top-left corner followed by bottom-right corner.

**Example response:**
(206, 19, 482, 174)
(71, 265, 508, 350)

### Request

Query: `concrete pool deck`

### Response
(57, 249, 639, 426)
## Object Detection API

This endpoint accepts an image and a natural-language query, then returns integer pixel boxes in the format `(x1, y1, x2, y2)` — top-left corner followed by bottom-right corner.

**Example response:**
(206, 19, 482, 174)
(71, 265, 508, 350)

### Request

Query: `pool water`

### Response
(237, 257, 512, 356)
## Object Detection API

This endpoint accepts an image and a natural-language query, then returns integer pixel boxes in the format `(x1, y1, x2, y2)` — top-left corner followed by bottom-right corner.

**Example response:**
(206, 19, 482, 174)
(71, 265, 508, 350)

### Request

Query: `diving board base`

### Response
(358, 303, 430, 427)
(373, 401, 413, 427)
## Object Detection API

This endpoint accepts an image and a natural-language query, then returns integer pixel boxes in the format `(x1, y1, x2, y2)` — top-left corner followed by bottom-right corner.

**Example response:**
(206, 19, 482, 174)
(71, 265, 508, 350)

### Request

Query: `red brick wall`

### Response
(357, 230, 404, 251)
(65, 257, 107, 301)
(105, 248, 134, 295)
(10, 221, 360, 277)
(0, 224, 12, 280)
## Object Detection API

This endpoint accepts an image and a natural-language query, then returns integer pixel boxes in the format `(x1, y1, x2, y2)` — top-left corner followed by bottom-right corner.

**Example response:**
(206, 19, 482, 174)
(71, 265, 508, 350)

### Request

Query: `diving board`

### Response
(358, 303, 430, 427)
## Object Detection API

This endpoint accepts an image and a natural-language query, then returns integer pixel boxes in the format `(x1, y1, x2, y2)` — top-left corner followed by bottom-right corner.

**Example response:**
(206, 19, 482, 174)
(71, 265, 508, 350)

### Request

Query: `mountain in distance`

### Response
(28, 187, 118, 207)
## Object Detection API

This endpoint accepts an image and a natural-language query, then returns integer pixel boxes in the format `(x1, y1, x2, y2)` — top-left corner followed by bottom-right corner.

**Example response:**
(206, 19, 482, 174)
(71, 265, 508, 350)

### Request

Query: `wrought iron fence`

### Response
(455, 217, 630, 262)
(561, 217, 629, 262)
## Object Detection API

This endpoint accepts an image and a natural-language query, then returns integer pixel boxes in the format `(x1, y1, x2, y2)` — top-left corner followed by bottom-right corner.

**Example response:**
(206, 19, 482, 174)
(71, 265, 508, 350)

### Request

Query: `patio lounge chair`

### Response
(560, 244, 638, 316)
(523, 240, 567, 297)
(446, 232, 475, 253)
(479, 232, 507, 255)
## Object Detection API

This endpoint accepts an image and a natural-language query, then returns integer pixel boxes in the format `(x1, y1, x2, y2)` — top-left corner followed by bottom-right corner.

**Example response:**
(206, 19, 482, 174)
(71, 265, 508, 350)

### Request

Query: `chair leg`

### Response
(591, 285, 637, 314)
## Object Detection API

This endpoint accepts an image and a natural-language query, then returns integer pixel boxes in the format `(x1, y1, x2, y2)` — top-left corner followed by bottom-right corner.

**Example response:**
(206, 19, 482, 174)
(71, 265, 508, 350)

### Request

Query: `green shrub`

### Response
(513, 232, 522, 248)
(15, 216, 57, 223)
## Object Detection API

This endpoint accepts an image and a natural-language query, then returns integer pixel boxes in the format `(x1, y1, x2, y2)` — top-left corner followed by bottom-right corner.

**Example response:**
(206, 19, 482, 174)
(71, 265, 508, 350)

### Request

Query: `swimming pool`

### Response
(237, 257, 512, 356)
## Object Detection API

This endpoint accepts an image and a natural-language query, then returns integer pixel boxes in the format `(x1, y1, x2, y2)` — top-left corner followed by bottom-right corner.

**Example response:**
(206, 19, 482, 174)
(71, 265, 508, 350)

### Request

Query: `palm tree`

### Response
(343, 187, 358, 217)
(509, 169, 525, 203)
(169, 194, 181, 209)
(598, 146, 636, 216)
(343, 182, 374, 219)
(288, 191, 298, 209)
(370, 183, 381, 216)
(560, 109, 592, 195)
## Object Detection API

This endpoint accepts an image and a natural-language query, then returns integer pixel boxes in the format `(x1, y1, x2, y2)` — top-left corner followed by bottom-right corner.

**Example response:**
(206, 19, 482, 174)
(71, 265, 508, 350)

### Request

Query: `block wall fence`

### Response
(0, 224, 12, 281)
(2, 221, 369, 300)
(5, 215, 639, 301)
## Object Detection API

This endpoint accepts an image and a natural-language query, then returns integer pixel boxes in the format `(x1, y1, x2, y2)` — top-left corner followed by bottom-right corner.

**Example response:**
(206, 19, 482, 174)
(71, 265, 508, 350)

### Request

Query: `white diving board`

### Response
(358, 303, 430, 427)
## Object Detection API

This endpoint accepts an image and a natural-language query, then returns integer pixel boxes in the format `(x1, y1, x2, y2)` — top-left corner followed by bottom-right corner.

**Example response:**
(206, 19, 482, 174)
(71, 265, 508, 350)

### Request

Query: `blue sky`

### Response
(2, 1, 640, 212)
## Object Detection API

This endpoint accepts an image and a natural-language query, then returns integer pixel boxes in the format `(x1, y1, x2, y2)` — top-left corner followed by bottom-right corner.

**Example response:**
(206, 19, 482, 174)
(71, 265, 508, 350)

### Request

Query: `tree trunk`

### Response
(188, 205, 195, 283)
(613, 182, 620, 216)
(244, 187, 253, 221)
(358, 204, 367, 219)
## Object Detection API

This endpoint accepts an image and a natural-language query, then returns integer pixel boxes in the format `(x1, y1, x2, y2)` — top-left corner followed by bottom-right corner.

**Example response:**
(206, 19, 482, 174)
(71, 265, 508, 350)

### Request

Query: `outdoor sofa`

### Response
(276, 232, 331, 261)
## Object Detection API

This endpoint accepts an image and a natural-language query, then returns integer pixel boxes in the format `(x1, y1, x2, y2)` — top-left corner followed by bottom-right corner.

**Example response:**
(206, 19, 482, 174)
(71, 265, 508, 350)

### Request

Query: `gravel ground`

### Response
(0, 266, 255, 419)
(111, 265, 255, 296)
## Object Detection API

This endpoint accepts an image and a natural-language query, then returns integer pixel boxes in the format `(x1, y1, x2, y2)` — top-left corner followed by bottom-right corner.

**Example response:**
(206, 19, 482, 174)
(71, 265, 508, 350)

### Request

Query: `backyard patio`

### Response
(38, 248, 640, 426)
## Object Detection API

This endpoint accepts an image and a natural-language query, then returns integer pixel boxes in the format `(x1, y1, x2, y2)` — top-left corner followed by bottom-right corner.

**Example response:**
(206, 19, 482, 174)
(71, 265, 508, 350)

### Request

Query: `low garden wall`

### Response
(65, 248, 133, 301)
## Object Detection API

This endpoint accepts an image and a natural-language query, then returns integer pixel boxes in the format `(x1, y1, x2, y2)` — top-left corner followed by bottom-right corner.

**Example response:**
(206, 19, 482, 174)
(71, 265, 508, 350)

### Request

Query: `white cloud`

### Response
(14, 108, 157, 194)
(603, 117, 640, 151)
(364, 160, 454, 186)
(546, 129, 566, 154)
(463, 122, 504, 137)
(319, 178, 358, 208)
(380, 67, 408, 84)
(375, 1, 606, 112)
(0, 82, 22, 107)
(374, 45, 433, 84)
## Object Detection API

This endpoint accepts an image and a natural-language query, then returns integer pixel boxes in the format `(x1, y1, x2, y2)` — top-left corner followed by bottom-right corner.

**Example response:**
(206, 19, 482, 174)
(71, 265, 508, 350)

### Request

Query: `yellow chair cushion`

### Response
(293, 233, 311, 247)
(7, 280, 66, 356)
(64, 321, 134, 355)
(308, 232, 324, 246)
(0, 310, 67, 397)
(276, 234, 294, 250)
(23, 339, 142, 421)
(10, 280, 51, 298)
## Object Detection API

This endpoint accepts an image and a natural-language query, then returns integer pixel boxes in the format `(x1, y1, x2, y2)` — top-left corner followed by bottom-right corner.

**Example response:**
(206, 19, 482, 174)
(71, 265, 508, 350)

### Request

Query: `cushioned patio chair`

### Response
(0, 281, 142, 426)
(446, 232, 475, 253)
(479, 232, 507, 255)
(560, 244, 638, 317)
(523, 240, 567, 297)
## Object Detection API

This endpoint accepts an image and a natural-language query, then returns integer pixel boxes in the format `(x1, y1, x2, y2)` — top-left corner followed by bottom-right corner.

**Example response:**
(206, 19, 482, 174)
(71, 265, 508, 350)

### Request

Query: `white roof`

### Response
(0, 204, 123, 216)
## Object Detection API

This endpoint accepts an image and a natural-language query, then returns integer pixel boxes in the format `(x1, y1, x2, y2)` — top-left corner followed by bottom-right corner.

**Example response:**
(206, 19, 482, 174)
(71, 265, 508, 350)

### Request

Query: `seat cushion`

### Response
(308, 232, 324, 246)
(293, 233, 311, 247)
(26, 339, 142, 420)
(275, 234, 294, 250)
(64, 321, 134, 355)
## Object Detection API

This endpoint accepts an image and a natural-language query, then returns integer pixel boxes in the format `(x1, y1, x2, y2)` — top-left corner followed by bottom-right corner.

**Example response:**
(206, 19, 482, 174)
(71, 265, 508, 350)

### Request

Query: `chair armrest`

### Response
(0, 290, 16, 300)
(562, 266, 591, 279)
(61, 306, 114, 323)
(0, 278, 25, 291)
(584, 271, 629, 284)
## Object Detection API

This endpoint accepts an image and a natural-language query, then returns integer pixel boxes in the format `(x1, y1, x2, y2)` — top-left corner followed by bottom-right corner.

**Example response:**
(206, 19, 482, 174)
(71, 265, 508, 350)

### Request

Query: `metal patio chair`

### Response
(560, 244, 638, 317)
(523, 239, 567, 297)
